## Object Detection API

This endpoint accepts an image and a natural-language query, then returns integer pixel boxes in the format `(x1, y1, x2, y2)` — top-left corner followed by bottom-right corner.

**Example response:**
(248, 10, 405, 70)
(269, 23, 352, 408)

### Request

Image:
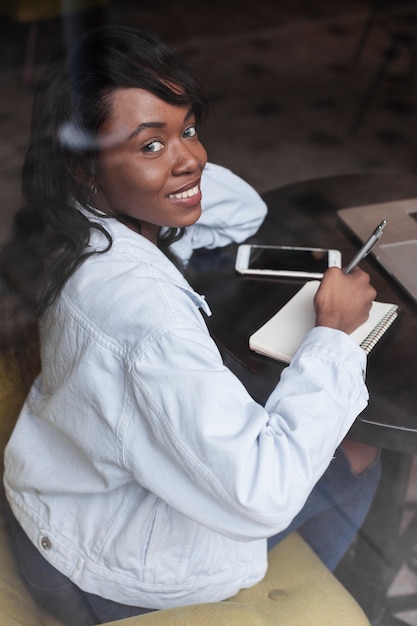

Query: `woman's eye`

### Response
(183, 125, 197, 138)
(143, 140, 164, 153)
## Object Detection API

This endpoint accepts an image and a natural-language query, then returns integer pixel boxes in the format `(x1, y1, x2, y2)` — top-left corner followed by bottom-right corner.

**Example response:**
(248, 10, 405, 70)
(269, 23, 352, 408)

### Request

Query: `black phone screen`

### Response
(248, 247, 328, 272)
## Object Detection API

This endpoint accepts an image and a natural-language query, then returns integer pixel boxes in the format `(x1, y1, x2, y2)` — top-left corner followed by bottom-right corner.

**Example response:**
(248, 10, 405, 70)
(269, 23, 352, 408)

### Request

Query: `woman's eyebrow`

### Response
(128, 121, 165, 140)
(127, 108, 194, 140)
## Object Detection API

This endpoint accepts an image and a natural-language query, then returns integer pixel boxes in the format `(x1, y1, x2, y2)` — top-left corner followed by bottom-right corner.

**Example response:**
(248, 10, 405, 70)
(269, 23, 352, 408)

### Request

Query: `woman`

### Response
(1, 25, 379, 625)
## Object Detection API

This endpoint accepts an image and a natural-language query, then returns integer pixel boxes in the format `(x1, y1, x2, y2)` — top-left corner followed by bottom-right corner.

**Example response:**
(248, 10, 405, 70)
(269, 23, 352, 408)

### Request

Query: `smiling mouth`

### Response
(167, 184, 200, 200)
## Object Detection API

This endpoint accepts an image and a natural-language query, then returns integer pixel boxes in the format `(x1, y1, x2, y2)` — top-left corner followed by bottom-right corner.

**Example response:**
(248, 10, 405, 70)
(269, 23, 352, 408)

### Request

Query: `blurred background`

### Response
(1, 0, 417, 241)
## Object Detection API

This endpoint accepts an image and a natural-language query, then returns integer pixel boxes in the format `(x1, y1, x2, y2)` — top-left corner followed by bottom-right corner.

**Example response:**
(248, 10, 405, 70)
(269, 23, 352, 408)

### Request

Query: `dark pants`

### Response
(268, 445, 381, 570)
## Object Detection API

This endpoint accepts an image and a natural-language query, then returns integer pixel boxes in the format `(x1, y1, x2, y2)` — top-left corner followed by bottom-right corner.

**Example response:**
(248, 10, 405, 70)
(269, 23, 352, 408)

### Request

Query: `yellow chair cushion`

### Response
(111, 602, 265, 626)
(227, 531, 370, 625)
(0, 360, 30, 474)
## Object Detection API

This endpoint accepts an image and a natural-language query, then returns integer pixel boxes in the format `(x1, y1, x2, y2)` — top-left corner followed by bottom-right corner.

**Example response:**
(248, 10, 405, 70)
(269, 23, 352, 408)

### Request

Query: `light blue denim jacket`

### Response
(4, 163, 368, 609)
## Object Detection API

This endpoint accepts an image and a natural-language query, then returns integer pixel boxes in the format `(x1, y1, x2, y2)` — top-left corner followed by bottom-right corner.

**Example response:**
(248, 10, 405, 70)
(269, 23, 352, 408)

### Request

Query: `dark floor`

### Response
(1, 0, 417, 206)
(0, 0, 373, 69)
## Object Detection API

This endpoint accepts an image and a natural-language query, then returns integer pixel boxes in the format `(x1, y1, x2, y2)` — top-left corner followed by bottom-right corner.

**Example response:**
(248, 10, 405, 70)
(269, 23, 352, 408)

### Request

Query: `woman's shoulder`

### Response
(56, 231, 209, 352)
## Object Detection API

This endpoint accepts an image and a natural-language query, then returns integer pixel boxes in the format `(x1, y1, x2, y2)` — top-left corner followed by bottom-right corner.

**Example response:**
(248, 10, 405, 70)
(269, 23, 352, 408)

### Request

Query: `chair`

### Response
(0, 357, 371, 626)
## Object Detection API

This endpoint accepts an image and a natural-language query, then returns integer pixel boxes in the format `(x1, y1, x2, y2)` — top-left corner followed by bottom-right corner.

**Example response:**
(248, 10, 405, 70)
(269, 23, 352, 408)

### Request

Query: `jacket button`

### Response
(41, 536, 52, 550)
(268, 589, 288, 601)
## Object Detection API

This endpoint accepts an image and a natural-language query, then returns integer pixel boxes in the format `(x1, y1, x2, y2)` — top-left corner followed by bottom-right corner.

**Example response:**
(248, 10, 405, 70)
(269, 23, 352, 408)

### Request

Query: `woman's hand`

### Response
(314, 266, 376, 335)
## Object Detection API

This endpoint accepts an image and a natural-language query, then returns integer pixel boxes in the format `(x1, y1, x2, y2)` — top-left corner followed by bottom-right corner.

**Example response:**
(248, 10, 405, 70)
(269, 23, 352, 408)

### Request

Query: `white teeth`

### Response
(168, 185, 199, 200)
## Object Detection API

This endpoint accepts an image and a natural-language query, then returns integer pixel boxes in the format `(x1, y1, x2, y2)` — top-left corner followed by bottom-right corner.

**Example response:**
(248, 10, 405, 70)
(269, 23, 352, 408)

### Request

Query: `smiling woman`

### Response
(0, 24, 380, 626)
(94, 89, 207, 243)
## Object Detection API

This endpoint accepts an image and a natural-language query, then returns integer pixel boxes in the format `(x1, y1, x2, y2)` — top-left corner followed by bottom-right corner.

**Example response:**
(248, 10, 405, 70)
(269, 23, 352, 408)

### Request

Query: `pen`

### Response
(344, 220, 387, 274)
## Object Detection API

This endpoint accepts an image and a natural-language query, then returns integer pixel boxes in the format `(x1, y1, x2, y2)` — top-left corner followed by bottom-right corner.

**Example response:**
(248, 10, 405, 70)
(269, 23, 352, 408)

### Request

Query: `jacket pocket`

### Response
(142, 500, 198, 586)
(142, 498, 162, 574)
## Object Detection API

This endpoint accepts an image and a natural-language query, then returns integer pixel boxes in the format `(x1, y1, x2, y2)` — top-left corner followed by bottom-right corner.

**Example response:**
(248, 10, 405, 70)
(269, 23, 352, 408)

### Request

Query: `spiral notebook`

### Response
(249, 281, 399, 363)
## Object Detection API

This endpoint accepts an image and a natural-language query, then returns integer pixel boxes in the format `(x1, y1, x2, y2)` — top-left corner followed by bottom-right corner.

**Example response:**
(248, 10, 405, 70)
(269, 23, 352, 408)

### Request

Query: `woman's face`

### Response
(93, 88, 207, 243)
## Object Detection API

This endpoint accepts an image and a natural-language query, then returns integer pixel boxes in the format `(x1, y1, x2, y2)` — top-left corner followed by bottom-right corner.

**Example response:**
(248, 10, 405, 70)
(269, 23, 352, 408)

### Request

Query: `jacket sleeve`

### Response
(169, 162, 267, 264)
(124, 323, 368, 541)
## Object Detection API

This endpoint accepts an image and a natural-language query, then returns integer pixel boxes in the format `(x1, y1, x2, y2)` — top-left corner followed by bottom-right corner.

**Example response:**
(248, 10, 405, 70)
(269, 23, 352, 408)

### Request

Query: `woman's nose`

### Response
(171, 146, 201, 175)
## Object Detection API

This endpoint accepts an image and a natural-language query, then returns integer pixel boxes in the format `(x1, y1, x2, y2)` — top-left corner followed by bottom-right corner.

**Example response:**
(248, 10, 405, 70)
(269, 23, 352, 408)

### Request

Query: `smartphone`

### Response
(235, 244, 342, 278)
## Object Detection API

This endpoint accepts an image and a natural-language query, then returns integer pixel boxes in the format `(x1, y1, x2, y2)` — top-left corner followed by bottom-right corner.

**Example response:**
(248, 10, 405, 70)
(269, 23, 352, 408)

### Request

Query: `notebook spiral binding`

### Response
(360, 305, 399, 355)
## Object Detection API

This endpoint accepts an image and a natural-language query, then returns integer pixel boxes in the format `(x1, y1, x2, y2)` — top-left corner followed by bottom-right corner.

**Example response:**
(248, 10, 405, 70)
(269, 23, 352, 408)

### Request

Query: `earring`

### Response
(91, 184, 98, 196)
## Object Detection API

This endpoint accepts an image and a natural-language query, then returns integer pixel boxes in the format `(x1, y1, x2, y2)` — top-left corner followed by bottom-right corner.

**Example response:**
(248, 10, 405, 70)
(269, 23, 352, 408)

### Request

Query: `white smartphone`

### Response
(235, 244, 342, 278)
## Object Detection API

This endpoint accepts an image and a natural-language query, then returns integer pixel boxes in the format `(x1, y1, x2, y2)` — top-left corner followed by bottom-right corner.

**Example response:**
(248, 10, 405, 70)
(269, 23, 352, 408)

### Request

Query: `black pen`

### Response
(344, 220, 387, 274)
